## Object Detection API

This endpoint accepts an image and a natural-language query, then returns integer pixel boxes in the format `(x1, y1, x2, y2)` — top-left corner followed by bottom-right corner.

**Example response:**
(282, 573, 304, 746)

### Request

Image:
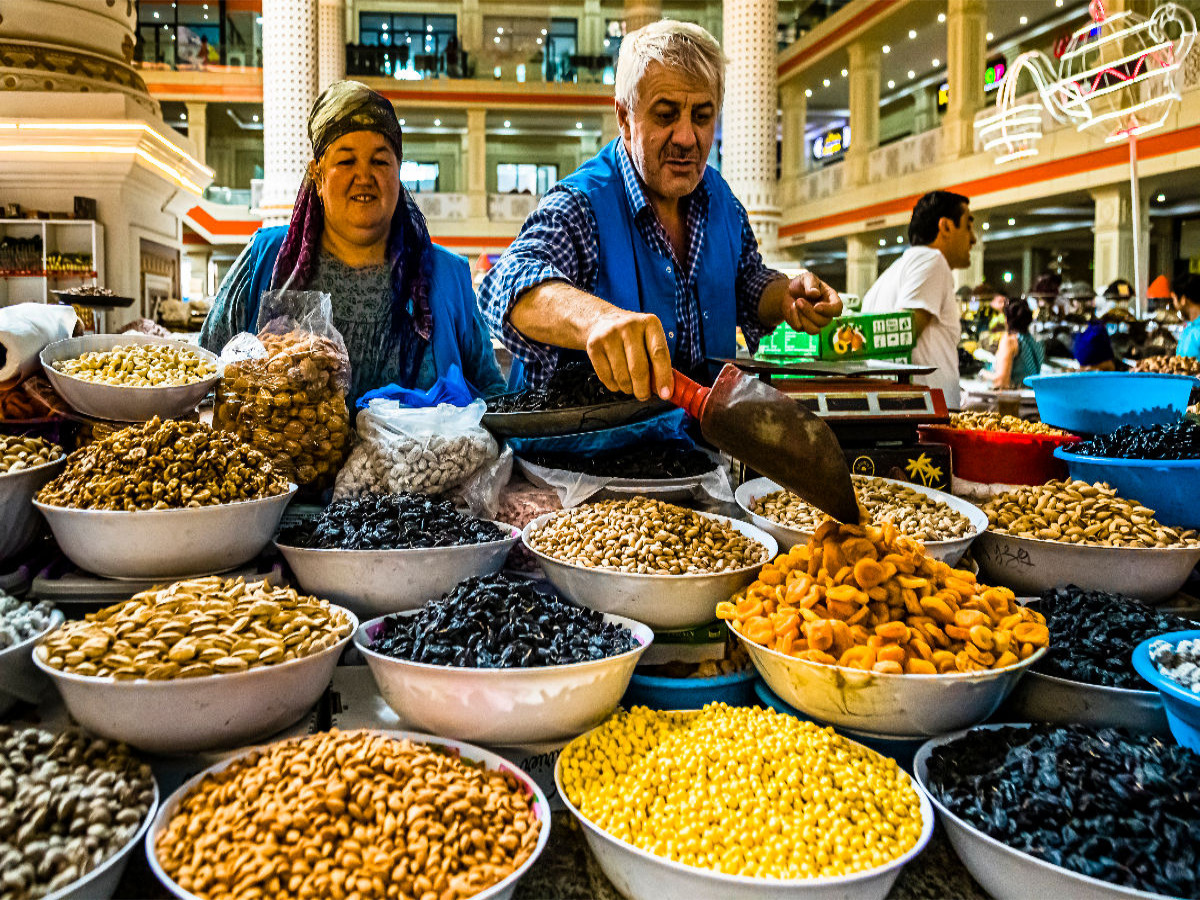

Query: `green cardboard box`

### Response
(757, 311, 914, 362)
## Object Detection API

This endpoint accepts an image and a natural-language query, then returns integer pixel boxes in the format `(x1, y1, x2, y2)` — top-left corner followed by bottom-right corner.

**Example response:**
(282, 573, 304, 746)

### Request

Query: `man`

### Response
(479, 20, 842, 400)
(861, 191, 976, 408)
(1172, 273, 1200, 358)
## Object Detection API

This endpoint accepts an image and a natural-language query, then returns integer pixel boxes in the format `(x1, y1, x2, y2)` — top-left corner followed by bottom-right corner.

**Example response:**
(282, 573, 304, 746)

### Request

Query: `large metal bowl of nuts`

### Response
(0, 435, 66, 562)
(33, 578, 357, 754)
(522, 498, 777, 630)
(735, 475, 987, 565)
(40, 334, 220, 422)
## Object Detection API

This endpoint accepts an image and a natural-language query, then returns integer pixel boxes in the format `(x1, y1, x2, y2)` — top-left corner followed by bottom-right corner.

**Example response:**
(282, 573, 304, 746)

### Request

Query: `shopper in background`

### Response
(989, 296, 1044, 390)
(1173, 273, 1200, 358)
(1073, 319, 1118, 371)
(861, 190, 976, 409)
(478, 20, 842, 398)
(200, 80, 503, 402)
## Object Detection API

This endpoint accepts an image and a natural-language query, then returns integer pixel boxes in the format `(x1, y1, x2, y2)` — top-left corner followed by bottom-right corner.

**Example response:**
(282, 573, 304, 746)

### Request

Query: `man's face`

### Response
(617, 61, 717, 205)
(942, 204, 977, 269)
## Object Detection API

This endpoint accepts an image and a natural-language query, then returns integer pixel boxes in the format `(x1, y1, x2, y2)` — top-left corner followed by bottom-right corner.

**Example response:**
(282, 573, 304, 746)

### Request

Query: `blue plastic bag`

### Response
(356, 364, 475, 410)
(504, 409, 693, 456)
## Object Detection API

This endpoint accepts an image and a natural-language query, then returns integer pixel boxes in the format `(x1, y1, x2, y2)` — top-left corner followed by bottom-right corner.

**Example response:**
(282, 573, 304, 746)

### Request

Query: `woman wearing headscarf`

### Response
(988, 296, 1044, 389)
(201, 80, 504, 402)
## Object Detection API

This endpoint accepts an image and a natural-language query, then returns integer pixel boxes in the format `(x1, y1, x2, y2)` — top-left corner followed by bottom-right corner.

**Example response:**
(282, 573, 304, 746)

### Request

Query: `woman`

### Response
(201, 80, 504, 402)
(1173, 273, 1200, 358)
(989, 296, 1044, 389)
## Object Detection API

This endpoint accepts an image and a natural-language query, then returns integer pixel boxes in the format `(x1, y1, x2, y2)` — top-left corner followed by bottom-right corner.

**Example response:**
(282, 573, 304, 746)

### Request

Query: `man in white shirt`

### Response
(861, 190, 975, 408)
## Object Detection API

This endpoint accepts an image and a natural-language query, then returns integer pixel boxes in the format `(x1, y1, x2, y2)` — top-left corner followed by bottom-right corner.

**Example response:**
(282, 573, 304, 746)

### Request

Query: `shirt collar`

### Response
(615, 140, 709, 221)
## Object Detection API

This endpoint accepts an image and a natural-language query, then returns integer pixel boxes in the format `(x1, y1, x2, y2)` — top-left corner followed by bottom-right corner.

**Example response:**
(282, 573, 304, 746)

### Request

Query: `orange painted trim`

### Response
(185, 205, 261, 238)
(431, 236, 515, 249)
(778, 0, 896, 79)
(780, 123, 1200, 238)
(144, 82, 264, 101)
(377, 89, 613, 108)
(181, 232, 208, 245)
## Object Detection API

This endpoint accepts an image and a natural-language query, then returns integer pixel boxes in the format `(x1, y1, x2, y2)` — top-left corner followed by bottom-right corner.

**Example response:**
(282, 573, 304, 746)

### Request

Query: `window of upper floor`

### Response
(135, 0, 263, 70)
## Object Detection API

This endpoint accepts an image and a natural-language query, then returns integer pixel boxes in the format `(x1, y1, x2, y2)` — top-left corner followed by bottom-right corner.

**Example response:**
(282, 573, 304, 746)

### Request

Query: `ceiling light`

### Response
(938, 12, 946, 23)
(497, 27, 503, 34)
(202, 3, 208, 8)
(603, 38, 610, 47)
(1003, 272, 1014, 284)
(841, 69, 848, 77)
(1007, 217, 1016, 225)
(1056, 0, 1063, 5)
(202, 13, 208, 19)
(180, 114, 186, 121)
(434, 118, 441, 126)
(503, 120, 511, 127)
(255, 16, 261, 23)
(1019, 15, 1028, 25)
(908, 29, 917, 38)
(804, 88, 812, 97)
(153, 10, 159, 17)
(1157, 193, 1167, 202)
(382, 23, 388, 29)
(426, 25, 432, 32)
(986, 31, 994, 40)
(541, 29, 548, 35)
(575, 122, 583, 129)
(907, 70, 916, 79)
(882, 44, 890, 54)
(823, 78, 830, 87)
(537, 38, 543, 44)
(251, 114, 259, 122)
(879, 239, 887, 247)
(896, 236, 904, 244)
(493, 36, 500, 43)
(932, 58, 940, 67)
(982, 222, 990, 230)
(398, 118, 405, 125)
(887, 79, 896, 89)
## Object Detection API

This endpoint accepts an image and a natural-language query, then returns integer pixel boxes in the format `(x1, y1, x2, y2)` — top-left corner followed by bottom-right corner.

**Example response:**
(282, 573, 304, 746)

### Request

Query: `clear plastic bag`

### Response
(333, 398, 498, 499)
(213, 290, 352, 489)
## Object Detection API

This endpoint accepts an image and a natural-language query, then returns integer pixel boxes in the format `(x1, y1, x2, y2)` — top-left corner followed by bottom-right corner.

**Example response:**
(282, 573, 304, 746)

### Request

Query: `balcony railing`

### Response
(487, 193, 540, 222)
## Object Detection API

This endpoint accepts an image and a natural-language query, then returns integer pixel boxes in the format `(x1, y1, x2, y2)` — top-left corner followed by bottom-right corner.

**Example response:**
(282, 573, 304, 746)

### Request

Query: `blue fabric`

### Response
(356, 364, 476, 410)
(237, 226, 504, 398)
(1073, 320, 1115, 367)
(1178, 318, 1200, 359)
(505, 409, 692, 456)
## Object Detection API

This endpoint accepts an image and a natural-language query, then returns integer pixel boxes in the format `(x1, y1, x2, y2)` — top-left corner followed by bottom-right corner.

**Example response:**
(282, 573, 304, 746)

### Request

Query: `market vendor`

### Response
(200, 81, 504, 402)
(1172, 273, 1200, 358)
(478, 20, 841, 400)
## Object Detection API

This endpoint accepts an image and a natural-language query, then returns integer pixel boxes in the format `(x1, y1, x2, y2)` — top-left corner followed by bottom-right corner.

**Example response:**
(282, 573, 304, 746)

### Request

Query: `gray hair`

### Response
(615, 20, 725, 114)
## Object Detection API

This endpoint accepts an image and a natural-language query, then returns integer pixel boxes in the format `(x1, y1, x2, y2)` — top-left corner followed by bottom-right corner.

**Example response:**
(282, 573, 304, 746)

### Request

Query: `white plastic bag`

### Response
(334, 398, 497, 499)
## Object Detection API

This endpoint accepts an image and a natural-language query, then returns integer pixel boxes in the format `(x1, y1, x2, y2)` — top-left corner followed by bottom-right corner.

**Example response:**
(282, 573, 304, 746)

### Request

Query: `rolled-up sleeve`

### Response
(478, 188, 599, 381)
(199, 240, 254, 355)
(733, 203, 785, 355)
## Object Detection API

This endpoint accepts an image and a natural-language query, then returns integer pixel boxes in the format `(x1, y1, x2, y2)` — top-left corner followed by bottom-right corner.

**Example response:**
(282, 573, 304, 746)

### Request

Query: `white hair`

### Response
(615, 20, 725, 114)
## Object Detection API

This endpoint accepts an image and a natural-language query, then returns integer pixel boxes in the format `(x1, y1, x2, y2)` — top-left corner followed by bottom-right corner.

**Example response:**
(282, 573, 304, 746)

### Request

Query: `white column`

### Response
(845, 234, 878, 299)
(942, 0, 987, 159)
(959, 239, 985, 291)
(779, 80, 806, 209)
(460, 0, 482, 58)
(624, 0, 661, 33)
(845, 40, 880, 188)
(601, 109, 619, 144)
(580, 0, 605, 56)
(912, 86, 938, 135)
(1091, 184, 1150, 298)
(261, 0, 318, 224)
(465, 108, 488, 220)
(723, 0, 779, 250)
(184, 101, 207, 165)
(317, 0, 345, 93)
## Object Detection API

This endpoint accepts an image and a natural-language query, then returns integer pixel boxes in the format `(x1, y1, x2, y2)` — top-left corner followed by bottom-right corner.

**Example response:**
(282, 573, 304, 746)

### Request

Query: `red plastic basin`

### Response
(918, 424, 1082, 485)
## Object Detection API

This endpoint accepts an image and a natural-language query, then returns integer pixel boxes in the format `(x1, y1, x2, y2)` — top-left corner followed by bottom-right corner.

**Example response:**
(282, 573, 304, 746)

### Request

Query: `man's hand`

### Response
(780, 270, 843, 335)
(584, 309, 674, 402)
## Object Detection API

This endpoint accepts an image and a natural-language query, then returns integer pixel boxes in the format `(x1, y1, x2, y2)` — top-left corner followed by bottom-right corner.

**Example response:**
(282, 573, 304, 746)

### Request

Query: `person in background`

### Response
(1173, 273, 1200, 358)
(861, 190, 976, 409)
(1073, 318, 1118, 371)
(200, 80, 504, 403)
(478, 20, 841, 399)
(989, 296, 1044, 389)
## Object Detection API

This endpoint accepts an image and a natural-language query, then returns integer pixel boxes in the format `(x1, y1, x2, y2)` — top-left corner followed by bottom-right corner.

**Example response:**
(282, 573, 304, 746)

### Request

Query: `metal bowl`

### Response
(915, 724, 1168, 900)
(147, 729, 552, 900)
(516, 455, 726, 503)
(736, 625, 1046, 740)
(34, 485, 296, 579)
(973, 531, 1200, 603)
(40, 334, 219, 422)
(33, 606, 355, 754)
(0, 608, 63, 713)
(0, 455, 66, 563)
(276, 522, 519, 619)
(734, 476, 987, 566)
(522, 511, 777, 630)
(555, 713, 936, 900)
(483, 397, 670, 437)
(354, 611, 653, 744)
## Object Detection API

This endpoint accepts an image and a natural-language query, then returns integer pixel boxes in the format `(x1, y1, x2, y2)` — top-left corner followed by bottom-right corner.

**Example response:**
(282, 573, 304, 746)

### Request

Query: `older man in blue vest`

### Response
(479, 20, 842, 400)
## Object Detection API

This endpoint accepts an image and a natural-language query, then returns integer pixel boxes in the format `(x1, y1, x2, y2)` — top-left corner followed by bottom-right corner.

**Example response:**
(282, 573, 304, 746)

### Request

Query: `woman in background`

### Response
(989, 296, 1044, 389)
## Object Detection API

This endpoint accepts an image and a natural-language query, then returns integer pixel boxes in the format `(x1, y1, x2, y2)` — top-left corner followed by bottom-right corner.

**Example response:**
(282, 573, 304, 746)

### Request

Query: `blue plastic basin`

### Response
(1025, 372, 1198, 435)
(1133, 630, 1200, 755)
(1055, 447, 1200, 529)
(621, 667, 760, 711)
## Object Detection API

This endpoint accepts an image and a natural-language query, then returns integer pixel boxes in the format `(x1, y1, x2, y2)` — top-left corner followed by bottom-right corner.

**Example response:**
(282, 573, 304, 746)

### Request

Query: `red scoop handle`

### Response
(665, 368, 710, 420)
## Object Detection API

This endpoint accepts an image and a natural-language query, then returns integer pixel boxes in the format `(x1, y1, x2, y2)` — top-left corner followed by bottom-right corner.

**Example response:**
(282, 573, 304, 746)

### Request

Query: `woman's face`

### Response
(315, 131, 400, 248)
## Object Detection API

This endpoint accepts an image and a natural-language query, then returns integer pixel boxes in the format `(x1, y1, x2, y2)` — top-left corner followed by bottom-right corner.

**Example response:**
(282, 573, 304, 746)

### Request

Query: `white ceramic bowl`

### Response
(736, 626, 1046, 740)
(147, 729, 552, 900)
(0, 608, 63, 713)
(555, 716, 935, 900)
(914, 724, 1169, 900)
(33, 606, 355, 754)
(735, 476, 987, 566)
(40, 334, 219, 422)
(974, 530, 1200, 603)
(355, 611, 653, 744)
(44, 779, 159, 900)
(276, 522, 519, 619)
(522, 511, 777, 630)
(0, 455, 66, 563)
(34, 485, 296, 579)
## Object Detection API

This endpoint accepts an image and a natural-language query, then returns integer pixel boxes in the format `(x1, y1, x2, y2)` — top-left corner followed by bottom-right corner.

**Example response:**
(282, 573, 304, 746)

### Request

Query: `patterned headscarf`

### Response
(272, 80, 434, 386)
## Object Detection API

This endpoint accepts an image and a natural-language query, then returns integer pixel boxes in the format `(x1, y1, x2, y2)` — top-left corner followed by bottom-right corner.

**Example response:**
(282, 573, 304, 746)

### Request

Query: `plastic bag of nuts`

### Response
(333, 398, 498, 500)
(214, 291, 352, 490)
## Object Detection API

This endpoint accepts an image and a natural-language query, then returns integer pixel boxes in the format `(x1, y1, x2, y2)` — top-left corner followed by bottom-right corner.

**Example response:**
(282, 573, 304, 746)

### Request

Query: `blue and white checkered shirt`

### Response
(479, 141, 782, 387)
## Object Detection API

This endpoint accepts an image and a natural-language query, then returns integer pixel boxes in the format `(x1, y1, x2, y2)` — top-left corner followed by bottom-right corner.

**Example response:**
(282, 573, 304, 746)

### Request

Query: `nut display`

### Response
(35, 417, 290, 510)
(50, 343, 216, 387)
(1149, 637, 1200, 693)
(521, 441, 718, 480)
(0, 725, 155, 899)
(1134, 354, 1200, 375)
(153, 729, 542, 900)
(0, 435, 61, 474)
(527, 498, 769, 574)
(718, 519, 1050, 674)
(36, 577, 353, 679)
(752, 475, 974, 543)
(560, 704, 924, 879)
(948, 412, 1068, 436)
(214, 329, 351, 488)
(981, 479, 1200, 547)
(0, 594, 56, 650)
(335, 429, 493, 499)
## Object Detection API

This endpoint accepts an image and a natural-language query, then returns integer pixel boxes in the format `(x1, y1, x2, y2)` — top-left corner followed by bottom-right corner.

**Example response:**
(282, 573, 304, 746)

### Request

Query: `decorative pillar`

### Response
(460, 0, 482, 57)
(260, 0, 318, 224)
(845, 234, 879, 299)
(465, 108, 488, 220)
(184, 101, 208, 165)
(601, 110, 619, 144)
(318, 0, 346, 92)
(912, 85, 939, 135)
(1091, 184, 1150, 298)
(624, 0, 661, 34)
(845, 40, 880, 188)
(723, 0, 779, 250)
(942, 0, 987, 159)
(779, 80, 806, 209)
(580, 0, 605, 56)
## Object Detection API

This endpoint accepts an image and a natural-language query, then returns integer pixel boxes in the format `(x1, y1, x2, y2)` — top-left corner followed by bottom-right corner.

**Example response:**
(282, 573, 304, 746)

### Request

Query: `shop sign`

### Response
(937, 55, 1008, 112)
(812, 125, 850, 160)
